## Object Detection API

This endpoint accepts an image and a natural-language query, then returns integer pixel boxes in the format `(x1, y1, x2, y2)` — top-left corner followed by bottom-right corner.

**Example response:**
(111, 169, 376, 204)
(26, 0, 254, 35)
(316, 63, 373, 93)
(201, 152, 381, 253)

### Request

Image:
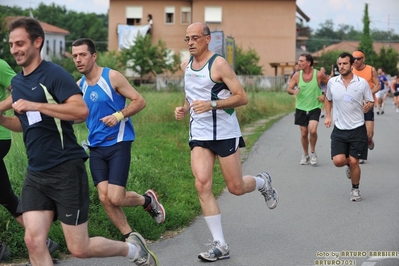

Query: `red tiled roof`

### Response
(5, 16, 70, 35)
(312, 41, 399, 57)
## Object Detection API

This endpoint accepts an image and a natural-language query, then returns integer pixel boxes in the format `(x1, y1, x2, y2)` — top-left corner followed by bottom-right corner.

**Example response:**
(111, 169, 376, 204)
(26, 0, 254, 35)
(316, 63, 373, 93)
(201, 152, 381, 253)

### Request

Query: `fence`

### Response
(156, 75, 289, 91)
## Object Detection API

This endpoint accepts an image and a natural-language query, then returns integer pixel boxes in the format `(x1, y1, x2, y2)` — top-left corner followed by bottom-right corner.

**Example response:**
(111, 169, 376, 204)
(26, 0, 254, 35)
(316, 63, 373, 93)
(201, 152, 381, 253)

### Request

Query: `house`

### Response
(108, 0, 310, 77)
(311, 41, 399, 58)
(6, 16, 70, 61)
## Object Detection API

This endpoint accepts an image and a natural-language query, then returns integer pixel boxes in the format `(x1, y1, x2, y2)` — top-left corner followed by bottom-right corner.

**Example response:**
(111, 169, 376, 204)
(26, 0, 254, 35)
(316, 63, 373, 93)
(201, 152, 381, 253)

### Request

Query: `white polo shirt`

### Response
(326, 74, 373, 130)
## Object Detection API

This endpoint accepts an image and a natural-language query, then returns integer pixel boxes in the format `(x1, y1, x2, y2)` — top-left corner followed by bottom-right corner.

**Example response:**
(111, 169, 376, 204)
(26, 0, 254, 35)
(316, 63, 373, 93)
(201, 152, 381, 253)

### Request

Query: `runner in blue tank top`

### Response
(72, 38, 165, 266)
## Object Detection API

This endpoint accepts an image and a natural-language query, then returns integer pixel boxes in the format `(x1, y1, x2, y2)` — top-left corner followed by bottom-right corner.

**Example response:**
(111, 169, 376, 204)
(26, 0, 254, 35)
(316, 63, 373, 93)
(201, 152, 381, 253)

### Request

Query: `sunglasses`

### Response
(354, 57, 363, 61)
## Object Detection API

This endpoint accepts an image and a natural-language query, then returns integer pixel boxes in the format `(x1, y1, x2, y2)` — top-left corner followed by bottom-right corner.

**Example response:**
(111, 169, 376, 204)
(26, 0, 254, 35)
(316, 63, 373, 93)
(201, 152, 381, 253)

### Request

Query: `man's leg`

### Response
(365, 120, 374, 149)
(97, 182, 143, 235)
(348, 156, 361, 185)
(299, 125, 309, 155)
(23, 210, 54, 266)
(308, 120, 319, 153)
(62, 221, 130, 258)
(191, 147, 218, 216)
(219, 151, 256, 195)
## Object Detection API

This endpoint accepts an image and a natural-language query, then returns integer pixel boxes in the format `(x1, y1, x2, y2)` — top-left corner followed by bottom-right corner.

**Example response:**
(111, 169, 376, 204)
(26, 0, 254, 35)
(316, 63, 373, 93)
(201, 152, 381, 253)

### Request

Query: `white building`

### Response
(6, 16, 70, 61)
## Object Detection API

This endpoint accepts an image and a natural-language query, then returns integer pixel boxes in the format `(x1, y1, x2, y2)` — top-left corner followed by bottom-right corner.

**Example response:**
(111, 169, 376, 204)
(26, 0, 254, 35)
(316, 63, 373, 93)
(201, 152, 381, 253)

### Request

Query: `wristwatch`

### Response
(211, 100, 218, 110)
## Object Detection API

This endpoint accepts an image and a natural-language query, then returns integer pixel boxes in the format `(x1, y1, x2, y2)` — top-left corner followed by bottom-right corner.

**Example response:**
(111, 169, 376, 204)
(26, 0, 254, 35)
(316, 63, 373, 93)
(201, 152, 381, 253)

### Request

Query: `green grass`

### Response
(0, 89, 295, 262)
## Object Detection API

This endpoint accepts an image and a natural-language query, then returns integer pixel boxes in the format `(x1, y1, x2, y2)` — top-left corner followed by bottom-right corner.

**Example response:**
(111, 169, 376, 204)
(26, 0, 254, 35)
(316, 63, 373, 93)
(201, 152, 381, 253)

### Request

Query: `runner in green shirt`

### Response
(287, 53, 329, 166)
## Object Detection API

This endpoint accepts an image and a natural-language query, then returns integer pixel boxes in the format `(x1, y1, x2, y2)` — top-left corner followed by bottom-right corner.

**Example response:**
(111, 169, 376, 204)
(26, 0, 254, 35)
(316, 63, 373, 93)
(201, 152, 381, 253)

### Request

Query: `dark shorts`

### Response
(394, 91, 399, 97)
(294, 108, 321, 126)
(189, 137, 246, 157)
(89, 141, 132, 187)
(330, 124, 368, 160)
(364, 108, 374, 121)
(19, 159, 89, 225)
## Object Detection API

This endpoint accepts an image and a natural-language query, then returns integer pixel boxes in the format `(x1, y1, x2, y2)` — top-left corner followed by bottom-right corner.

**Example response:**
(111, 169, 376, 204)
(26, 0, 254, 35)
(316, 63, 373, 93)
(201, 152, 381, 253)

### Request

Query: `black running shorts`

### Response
(189, 137, 246, 157)
(19, 159, 90, 225)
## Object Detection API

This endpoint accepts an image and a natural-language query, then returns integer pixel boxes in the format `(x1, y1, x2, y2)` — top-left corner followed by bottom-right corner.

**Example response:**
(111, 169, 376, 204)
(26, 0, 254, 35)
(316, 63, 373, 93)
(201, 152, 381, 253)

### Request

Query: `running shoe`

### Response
(257, 172, 278, 209)
(300, 154, 310, 165)
(368, 139, 375, 150)
(346, 165, 351, 179)
(0, 242, 10, 262)
(350, 189, 362, 202)
(127, 232, 158, 266)
(198, 241, 230, 262)
(309, 152, 318, 165)
(144, 189, 166, 224)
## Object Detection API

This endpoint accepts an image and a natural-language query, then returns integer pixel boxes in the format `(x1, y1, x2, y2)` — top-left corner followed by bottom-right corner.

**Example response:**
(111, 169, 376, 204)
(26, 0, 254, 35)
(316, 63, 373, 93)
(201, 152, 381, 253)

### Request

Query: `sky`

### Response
(2, 0, 399, 33)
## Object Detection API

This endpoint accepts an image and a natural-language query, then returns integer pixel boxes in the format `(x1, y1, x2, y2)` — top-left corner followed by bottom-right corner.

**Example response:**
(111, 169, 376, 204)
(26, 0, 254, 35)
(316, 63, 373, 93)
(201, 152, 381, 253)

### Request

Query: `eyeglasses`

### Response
(184, 35, 209, 43)
(354, 57, 363, 61)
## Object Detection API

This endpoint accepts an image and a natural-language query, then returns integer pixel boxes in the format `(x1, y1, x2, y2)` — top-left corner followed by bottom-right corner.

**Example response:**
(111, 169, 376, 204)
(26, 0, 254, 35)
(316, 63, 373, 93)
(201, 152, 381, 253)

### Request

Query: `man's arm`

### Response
(13, 94, 88, 121)
(212, 56, 248, 109)
(110, 69, 146, 117)
(318, 70, 330, 85)
(0, 95, 13, 112)
(370, 67, 381, 94)
(287, 72, 299, 95)
(0, 114, 22, 132)
(175, 60, 190, 120)
(324, 82, 333, 128)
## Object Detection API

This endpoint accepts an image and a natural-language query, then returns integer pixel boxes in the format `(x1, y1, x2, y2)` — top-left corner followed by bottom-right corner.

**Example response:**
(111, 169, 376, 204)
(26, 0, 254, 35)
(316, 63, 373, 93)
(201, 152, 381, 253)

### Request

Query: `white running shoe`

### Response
(300, 154, 310, 165)
(350, 189, 362, 202)
(257, 172, 278, 209)
(309, 152, 318, 165)
(198, 241, 230, 262)
(127, 232, 158, 266)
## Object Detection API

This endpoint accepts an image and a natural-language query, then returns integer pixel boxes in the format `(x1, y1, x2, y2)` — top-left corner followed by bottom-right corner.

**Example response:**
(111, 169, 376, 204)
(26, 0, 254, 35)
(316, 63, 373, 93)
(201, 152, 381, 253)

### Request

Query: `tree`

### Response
(235, 45, 263, 75)
(34, 3, 108, 52)
(307, 20, 343, 53)
(314, 50, 344, 74)
(358, 3, 377, 64)
(119, 34, 181, 84)
(374, 47, 398, 76)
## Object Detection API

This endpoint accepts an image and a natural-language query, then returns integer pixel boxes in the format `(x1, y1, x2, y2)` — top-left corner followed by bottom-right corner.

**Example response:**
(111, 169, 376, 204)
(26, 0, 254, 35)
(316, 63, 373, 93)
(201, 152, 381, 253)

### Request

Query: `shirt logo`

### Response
(90, 91, 98, 102)
(32, 86, 37, 90)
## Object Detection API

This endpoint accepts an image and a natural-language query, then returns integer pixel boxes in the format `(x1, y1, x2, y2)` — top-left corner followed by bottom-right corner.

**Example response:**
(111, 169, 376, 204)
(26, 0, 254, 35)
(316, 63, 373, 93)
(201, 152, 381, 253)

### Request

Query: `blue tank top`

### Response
(79, 68, 135, 147)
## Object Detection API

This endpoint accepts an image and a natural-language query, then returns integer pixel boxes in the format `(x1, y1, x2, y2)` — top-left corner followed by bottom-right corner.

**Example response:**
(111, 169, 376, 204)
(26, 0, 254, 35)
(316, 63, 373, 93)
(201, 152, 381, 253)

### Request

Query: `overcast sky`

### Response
(2, 0, 399, 33)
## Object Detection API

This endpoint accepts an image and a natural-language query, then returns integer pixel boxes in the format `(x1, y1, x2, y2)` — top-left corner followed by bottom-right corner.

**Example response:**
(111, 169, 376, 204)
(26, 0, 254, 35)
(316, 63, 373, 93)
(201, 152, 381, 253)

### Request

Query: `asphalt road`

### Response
(52, 98, 399, 265)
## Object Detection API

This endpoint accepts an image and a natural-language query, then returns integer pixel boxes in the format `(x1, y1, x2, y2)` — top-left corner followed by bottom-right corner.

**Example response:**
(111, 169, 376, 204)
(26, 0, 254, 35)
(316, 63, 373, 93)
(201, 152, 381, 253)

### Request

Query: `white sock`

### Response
(126, 242, 137, 260)
(204, 214, 226, 246)
(255, 175, 266, 190)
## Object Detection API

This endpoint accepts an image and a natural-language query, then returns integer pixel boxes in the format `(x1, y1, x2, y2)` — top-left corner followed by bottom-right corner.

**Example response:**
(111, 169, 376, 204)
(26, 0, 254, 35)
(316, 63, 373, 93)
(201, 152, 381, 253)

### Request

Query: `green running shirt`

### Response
(296, 69, 322, 111)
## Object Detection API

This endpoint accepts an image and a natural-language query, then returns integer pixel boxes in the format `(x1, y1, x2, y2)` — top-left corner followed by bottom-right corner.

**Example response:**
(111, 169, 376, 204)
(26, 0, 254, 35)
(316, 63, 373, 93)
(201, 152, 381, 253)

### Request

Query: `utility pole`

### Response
(388, 14, 391, 46)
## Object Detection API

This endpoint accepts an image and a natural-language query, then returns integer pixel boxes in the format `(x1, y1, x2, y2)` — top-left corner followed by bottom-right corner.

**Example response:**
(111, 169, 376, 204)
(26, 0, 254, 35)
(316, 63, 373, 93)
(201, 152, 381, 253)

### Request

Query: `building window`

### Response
(181, 7, 191, 24)
(165, 6, 175, 24)
(126, 6, 142, 25)
(46, 40, 49, 55)
(204, 6, 222, 23)
(60, 40, 63, 56)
